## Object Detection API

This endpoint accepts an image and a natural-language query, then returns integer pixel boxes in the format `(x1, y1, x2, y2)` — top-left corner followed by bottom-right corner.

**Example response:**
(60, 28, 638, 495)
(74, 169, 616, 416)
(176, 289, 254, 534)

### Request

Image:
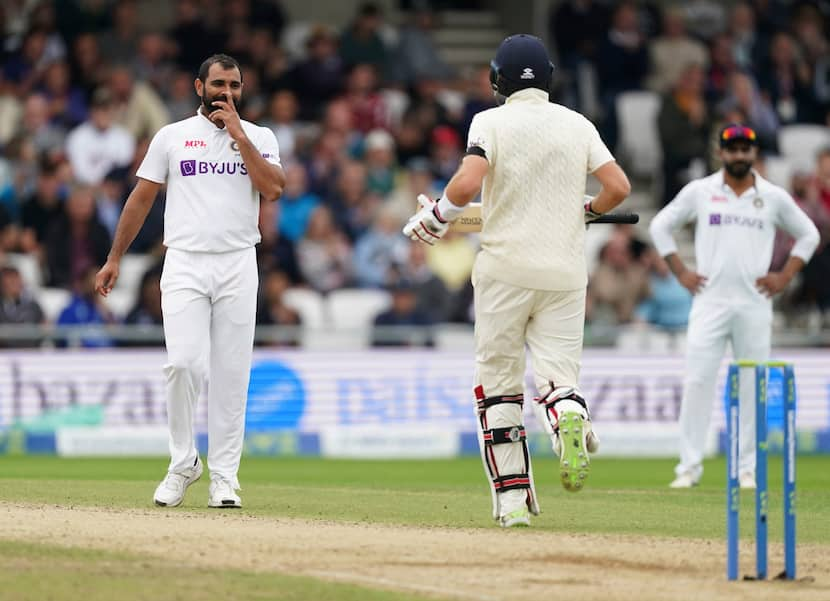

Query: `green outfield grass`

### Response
(1, 455, 828, 600)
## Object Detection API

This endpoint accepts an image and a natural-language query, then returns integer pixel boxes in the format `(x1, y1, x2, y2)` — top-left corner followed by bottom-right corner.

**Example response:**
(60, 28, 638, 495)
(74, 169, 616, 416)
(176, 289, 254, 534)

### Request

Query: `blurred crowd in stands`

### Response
(0, 0, 829, 348)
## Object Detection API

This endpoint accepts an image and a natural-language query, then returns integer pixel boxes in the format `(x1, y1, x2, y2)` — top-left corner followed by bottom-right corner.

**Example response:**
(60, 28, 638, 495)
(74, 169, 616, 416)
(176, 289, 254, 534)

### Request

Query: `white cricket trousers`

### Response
(677, 298, 772, 479)
(160, 247, 258, 489)
(472, 270, 585, 398)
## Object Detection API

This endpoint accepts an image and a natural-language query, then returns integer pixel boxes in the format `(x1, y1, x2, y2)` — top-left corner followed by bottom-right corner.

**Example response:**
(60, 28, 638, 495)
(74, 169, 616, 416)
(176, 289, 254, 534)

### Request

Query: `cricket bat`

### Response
(449, 203, 640, 233)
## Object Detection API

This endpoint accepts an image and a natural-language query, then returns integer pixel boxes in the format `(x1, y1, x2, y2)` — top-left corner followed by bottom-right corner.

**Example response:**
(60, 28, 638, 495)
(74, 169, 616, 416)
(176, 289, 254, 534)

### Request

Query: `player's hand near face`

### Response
(756, 271, 789, 297)
(210, 93, 245, 140)
(403, 194, 450, 245)
(95, 259, 120, 297)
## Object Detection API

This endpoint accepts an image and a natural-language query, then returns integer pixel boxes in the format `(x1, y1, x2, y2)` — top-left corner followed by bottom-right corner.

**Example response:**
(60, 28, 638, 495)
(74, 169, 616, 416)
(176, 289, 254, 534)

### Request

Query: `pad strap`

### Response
(536, 386, 589, 432)
(482, 426, 526, 446)
(492, 473, 531, 492)
(476, 393, 524, 414)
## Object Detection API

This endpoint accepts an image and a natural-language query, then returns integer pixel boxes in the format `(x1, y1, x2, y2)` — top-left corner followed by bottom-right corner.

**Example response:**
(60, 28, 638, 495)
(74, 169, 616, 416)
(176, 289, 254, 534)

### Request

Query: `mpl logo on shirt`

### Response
(184, 140, 207, 148)
(180, 160, 248, 176)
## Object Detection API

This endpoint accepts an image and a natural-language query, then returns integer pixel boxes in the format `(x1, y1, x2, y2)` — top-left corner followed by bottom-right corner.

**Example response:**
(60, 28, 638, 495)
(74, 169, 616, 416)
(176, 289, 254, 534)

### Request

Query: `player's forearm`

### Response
(107, 188, 156, 261)
(780, 256, 806, 281)
(591, 161, 631, 213)
(445, 171, 480, 206)
(236, 134, 284, 202)
(664, 253, 689, 278)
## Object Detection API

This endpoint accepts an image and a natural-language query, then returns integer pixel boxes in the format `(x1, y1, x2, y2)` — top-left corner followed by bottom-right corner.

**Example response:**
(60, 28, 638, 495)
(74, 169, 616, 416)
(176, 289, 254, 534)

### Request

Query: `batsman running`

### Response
(403, 34, 631, 527)
(95, 54, 285, 508)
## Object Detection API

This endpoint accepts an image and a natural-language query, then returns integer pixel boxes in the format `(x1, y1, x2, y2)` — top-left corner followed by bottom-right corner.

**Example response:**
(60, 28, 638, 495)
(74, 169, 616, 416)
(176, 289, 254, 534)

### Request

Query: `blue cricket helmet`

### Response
(489, 34, 555, 98)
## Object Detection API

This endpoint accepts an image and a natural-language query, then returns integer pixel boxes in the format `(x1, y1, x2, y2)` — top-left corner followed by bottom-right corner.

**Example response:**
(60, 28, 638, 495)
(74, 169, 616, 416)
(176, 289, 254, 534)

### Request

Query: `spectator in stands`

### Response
(461, 65, 498, 138)
(635, 247, 692, 330)
(108, 64, 170, 139)
(3, 28, 50, 97)
(596, 2, 650, 151)
(549, 0, 609, 81)
(65, 88, 135, 186)
(586, 233, 650, 324)
(0, 69, 22, 147)
(340, 3, 389, 74)
(647, 7, 708, 95)
(425, 229, 476, 294)
(371, 279, 434, 347)
(296, 205, 353, 293)
(38, 60, 87, 129)
(342, 63, 388, 134)
(815, 148, 830, 213)
(96, 167, 129, 239)
(386, 157, 440, 224)
(429, 125, 462, 188)
(255, 269, 302, 345)
(98, 0, 142, 65)
(327, 160, 377, 241)
(133, 33, 175, 95)
(0, 265, 44, 347)
(168, 0, 224, 71)
(305, 128, 348, 199)
(263, 90, 300, 162)
(728, 2, 764, 71)
(44, 184, 110, 289)
(705, 34, 738, 104)
(123, 264, 164, 330)
(353, 205, 409, 288)
(56, 265, 114, 348)
(69, 33, 106, 97)
(19, 159, 67, 254)
(396, 241, 453, 322)
(658, 63, 710, 204)
(394, 113, 430, 165)
(394, 7, 454, 85)
(717, 72, 778, 151)
(363, 128, 396, 197)
(758, 32, 819, 126)
(278, 162, 320, 243)
(258, 200, 302, 284)
(291, 25, 346, 121)
(19, 93, 66, 155)
(164, 70, 197, 123)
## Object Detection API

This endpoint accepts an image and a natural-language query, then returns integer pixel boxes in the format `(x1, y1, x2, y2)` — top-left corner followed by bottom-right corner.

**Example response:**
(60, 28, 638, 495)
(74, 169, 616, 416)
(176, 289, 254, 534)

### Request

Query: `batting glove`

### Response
(584, 195, 604, 225)
(403, 194, 450, 245)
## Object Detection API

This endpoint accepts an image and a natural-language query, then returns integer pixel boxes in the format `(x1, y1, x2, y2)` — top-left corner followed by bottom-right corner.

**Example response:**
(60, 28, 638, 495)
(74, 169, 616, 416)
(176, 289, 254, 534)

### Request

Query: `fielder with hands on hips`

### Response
(95, 54, 285, 508)
(404, 34, 630, 528)
(649, 124, 819, 489)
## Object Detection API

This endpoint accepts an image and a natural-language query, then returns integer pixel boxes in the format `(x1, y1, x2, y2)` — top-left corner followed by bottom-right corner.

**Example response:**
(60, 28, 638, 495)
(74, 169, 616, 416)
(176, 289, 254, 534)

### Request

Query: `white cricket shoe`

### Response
(499, 507, 530, 528)
(208, 477, 242, 508)
(739, 472, 756, 489)
(154, 457, 203, 507)
(669, 471, 699, 489)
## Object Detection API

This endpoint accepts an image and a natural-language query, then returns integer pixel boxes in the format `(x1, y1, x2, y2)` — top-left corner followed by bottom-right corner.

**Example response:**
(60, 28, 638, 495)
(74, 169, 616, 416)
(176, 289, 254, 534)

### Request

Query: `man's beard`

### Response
(201, 92, 242, 114)
(724, 160, 752, 178)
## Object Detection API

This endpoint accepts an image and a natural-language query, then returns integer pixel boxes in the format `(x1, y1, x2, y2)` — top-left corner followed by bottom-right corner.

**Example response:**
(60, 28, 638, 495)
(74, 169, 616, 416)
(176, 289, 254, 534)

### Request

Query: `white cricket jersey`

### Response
(466, 88, 614, 290)
(137, 109, 281, 253)
(650, 170, 820, 304)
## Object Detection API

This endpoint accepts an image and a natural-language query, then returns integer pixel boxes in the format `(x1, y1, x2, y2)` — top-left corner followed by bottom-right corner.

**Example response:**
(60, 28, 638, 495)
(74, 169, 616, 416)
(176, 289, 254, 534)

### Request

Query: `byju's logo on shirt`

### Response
(709, 213, 763, 229)
(180, 160, 248, 176)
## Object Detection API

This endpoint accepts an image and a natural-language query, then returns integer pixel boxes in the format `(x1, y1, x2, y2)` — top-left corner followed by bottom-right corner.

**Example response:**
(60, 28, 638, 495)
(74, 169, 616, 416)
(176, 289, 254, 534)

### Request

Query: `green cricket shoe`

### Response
(499, 507, 531, 528)
(557, 411, 590, 492)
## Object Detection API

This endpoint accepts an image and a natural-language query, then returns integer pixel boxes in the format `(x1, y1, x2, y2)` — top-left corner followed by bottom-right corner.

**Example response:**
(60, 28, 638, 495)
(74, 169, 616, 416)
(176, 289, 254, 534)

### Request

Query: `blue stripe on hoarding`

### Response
(726, 364, 740, 581)
(24, 432, 56, 453)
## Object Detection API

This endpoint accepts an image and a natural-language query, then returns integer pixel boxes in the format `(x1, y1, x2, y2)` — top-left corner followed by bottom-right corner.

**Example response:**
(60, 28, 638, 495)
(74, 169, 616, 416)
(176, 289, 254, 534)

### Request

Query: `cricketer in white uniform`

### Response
(649, 124, 819, 489)
(403, 35, 631, 527)
(95, 54, 285, 508)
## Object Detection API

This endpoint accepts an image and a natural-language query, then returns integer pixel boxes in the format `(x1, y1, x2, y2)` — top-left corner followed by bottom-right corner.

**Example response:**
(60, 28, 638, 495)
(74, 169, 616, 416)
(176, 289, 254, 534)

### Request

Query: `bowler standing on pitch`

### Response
(95, 54, 285, 508)
(403, 34, 630, 527)
(649, 124, 818, 489)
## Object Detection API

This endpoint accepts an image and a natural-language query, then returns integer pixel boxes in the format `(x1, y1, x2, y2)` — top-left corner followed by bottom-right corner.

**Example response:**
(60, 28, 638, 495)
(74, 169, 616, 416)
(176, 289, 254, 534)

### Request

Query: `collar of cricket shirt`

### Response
(505, 88, 550, 104)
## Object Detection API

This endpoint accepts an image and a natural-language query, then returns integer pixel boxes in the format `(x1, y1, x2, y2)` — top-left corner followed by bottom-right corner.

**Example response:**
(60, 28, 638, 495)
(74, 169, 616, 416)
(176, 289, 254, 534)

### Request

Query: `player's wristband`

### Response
(434, 194, 465, 223)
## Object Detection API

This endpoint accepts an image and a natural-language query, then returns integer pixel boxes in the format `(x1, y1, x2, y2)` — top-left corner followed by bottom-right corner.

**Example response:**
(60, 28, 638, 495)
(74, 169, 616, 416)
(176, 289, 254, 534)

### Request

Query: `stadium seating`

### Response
(615, 91, 662, 179)
(282, 287, 326, 329)
(36, 288, 71, 323)
(5, 253, 42, 289)
(777, 124, 830, 172)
